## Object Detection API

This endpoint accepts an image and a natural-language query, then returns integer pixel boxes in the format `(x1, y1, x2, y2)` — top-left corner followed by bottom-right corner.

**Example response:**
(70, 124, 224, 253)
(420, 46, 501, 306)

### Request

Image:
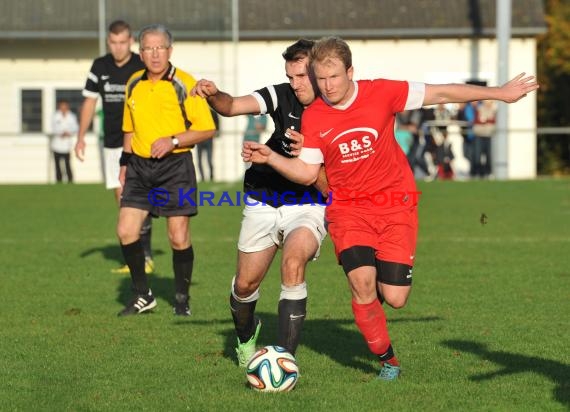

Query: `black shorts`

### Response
(339, 246, 413, 286)
(121, 152, 198, 217)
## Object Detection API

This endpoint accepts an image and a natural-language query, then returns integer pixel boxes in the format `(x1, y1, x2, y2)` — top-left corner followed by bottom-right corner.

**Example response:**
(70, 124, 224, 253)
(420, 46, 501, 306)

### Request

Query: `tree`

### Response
(537, 0, 570, 174)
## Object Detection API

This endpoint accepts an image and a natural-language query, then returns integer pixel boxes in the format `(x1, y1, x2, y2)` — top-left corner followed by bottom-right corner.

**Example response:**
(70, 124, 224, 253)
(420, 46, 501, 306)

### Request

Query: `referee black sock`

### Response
(173, 246, 194, 297)
(121, 240, 148, 295)
(140, 215, 153, 260)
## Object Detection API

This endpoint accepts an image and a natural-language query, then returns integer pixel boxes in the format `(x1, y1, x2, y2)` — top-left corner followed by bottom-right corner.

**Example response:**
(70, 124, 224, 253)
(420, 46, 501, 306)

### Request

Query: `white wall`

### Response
(0, 135, 102, 184)
(0, 38, 538, 183)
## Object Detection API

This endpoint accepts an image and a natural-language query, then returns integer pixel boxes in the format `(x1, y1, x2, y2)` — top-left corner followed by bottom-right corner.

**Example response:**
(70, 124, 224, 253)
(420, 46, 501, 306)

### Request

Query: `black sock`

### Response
(230, 293, 257, 343)
(140, 215, 153, 260)
(277, 298, 307, 355)
(378, 344, 398, 366)
(173, 246, 194, 297)
(121, 240, 148, 295)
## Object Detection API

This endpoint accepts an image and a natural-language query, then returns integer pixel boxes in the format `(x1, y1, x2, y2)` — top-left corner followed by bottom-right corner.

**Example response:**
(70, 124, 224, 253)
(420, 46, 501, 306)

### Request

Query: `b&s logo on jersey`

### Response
(331, 127, 378, 164)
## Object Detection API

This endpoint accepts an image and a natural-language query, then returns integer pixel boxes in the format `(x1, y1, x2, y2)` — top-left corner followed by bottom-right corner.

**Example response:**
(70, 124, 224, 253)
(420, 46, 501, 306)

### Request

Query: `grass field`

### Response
(1, 179, 569, 411)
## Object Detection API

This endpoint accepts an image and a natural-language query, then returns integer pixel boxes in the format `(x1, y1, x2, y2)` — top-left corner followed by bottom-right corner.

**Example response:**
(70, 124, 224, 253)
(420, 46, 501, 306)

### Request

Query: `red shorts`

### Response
(326, 206, 418, 266)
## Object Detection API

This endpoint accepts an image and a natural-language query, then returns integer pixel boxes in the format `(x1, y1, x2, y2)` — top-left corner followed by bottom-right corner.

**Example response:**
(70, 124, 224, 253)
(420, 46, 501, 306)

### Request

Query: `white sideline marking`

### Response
(421, 236, 570, 243)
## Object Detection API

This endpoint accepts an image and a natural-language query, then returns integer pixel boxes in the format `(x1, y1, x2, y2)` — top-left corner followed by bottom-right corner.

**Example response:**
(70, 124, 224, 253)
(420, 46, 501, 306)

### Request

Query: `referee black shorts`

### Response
(121, 152, 198, 217)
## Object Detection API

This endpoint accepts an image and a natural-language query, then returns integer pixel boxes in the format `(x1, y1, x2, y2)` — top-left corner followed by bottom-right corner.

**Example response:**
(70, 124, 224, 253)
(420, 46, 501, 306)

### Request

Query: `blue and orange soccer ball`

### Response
(245, 345, 299, 392)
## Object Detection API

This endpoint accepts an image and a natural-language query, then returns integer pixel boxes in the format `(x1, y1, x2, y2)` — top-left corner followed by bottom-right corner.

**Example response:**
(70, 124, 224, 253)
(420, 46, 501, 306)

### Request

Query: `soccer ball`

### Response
(245, 345, 299, 392)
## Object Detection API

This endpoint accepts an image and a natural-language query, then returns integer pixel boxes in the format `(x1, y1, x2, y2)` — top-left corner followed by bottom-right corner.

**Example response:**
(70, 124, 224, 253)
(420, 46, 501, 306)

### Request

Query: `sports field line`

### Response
(420, 236, 570, 243)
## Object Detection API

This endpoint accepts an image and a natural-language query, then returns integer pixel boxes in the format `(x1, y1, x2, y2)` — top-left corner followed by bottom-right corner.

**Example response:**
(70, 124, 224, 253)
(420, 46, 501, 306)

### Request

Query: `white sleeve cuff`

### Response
(405, 82, 425, 110)
(299, 147, 324, 164)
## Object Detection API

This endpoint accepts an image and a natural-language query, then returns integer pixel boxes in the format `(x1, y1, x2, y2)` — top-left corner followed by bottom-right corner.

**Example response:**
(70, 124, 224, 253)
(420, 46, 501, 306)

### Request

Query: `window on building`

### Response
(55, 89, 93, 131)
(55, 89, 83, 118)
(55, 89, 93, 132)
(21, 89, 43, 132)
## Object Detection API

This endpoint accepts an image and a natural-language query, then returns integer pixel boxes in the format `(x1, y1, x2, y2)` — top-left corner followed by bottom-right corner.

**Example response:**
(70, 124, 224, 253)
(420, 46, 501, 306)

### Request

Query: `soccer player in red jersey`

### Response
(243, 36, 538, 380)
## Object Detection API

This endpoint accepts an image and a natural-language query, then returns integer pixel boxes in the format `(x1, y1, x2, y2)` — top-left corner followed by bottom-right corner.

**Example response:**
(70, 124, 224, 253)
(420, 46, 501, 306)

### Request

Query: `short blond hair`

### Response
(310, 36, 352, 70)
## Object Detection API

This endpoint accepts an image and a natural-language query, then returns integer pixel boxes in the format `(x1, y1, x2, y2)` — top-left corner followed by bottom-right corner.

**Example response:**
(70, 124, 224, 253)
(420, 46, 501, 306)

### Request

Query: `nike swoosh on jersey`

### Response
(101, 75, 110, 80)
(320, 128, 334, 138)
(288, 112, 300, 119)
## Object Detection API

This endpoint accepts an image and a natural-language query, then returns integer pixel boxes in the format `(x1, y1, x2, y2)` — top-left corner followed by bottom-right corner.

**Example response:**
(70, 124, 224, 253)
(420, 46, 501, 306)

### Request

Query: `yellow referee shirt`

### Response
(123, 64, 215, 158)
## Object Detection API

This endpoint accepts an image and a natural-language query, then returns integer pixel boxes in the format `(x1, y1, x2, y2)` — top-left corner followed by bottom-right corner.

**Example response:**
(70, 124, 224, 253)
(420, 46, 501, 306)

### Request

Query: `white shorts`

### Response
(103, 147, 123, 190)
(237, 203, 327, 257)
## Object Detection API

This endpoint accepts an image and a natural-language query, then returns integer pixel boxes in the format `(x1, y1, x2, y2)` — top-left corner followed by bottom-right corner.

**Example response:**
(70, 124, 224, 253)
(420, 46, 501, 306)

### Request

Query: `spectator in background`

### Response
(431, 103, 453, 180)
(243, 114, 267, 144)
(433, 103, 452, 124)
(472, 100, 496, 178)
(460, 80, 489, 178)
(418, 107, 438, 179)
(456, 101, 477, 176)
(51, 99, 78, 183)
(197, 108, 219, 181)
(395, 111, 415, 159)
(435, 127, 455, 180)
(407, 108, 431, 178)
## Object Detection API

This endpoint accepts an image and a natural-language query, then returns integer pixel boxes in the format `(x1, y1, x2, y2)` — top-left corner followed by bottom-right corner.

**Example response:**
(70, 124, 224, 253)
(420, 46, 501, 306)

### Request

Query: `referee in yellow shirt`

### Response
(117, 24, 216, 316)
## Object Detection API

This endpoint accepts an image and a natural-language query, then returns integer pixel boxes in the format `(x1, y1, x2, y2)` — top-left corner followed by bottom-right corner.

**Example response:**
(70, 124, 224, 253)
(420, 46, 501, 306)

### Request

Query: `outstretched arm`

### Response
(191, 79, 260, 116)
(423, 73, 539, 106)
(242, 141, 321, 186)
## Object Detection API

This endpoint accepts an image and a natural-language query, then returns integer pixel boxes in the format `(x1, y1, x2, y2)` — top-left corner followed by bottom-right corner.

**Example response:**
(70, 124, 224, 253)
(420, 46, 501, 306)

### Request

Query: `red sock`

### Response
(351, 299, 392, 356)
(383, 357, 400, 367)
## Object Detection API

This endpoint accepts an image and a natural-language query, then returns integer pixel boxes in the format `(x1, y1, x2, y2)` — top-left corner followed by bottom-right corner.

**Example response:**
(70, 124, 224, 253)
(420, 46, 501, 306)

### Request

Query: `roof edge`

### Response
(0, 26, 547, 41)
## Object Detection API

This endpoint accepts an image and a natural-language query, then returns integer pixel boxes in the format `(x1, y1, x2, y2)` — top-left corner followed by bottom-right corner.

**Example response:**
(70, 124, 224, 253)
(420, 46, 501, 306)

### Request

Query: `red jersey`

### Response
(300, 79, 425, 215)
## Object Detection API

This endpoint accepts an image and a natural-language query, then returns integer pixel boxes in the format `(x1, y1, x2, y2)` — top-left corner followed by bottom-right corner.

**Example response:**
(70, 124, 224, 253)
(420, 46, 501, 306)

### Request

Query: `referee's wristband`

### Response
(119, 151, 132, 167)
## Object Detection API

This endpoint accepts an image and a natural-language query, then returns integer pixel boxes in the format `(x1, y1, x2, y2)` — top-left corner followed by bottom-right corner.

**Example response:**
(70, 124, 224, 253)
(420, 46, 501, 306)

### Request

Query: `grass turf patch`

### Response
(0, 179, 568, 411)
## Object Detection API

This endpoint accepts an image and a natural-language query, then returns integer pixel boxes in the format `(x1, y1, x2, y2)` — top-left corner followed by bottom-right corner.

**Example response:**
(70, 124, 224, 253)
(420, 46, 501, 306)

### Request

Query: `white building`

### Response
(0, 0, 546, 183)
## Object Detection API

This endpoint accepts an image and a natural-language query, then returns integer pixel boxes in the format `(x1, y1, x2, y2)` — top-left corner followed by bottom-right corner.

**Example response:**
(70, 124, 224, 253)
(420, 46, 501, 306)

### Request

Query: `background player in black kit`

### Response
(192, 39, 328, 367)
(74, 20, 155, 275)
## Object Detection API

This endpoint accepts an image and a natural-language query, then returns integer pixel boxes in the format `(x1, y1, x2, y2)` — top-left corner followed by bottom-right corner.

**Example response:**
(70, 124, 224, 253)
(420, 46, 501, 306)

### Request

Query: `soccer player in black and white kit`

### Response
(192, 39, 328, 366)
(74, 20, 155, 274)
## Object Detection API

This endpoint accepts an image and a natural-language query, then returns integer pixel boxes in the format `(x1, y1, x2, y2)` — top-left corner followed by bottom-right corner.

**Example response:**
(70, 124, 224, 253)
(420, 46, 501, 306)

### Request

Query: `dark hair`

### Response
(282, 39, 315, 62)
(108, 20, 132, 36)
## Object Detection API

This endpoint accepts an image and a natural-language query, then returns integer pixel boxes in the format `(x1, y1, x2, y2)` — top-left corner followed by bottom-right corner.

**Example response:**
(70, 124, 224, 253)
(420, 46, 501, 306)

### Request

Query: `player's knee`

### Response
(351, 276, 378, 297)
(116, 223, 136, 244)
(231, 276, 260, 301)
(383, 294, 409, 309)
(281, 257, 305, 285)
(167, 230, 189, 249)
(234, 281, 258, 297)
